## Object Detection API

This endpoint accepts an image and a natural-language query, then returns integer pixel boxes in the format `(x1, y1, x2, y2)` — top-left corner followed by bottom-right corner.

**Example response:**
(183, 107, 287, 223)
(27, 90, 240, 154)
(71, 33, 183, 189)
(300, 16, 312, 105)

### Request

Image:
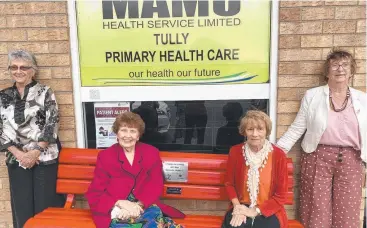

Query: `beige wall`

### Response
(0, 1, 75, 227)
(0, 1, 365, 227)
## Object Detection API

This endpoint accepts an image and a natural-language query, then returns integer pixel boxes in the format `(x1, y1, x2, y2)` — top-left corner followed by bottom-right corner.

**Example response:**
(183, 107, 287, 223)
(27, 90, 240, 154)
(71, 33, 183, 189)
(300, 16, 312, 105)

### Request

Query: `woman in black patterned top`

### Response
(0, 50, 65, 228)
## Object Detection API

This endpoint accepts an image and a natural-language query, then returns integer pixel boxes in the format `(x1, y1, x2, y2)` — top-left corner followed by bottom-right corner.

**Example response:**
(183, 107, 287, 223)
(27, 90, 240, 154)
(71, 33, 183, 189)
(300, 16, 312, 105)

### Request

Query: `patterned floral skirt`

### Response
(109, 194, 183, 228)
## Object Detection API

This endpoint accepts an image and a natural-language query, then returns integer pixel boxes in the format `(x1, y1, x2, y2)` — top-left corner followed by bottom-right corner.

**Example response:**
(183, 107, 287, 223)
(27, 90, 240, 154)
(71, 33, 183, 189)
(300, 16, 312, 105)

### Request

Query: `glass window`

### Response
(84, 99, 268, 154)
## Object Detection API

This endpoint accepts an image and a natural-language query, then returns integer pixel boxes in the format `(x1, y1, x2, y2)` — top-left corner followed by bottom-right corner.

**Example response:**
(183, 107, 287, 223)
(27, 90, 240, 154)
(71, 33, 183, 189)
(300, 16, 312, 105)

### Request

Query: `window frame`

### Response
(67, 0, 280, 148)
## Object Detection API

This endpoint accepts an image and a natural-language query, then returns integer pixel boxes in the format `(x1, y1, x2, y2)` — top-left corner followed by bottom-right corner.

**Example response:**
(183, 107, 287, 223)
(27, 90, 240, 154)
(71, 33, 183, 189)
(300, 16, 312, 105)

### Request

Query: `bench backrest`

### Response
(57, 148, 294, 204)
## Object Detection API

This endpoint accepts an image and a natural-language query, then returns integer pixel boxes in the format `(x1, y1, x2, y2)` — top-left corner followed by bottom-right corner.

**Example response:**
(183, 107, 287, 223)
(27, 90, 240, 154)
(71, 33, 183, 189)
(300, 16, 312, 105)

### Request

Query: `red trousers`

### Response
(299, 145, 364, 228)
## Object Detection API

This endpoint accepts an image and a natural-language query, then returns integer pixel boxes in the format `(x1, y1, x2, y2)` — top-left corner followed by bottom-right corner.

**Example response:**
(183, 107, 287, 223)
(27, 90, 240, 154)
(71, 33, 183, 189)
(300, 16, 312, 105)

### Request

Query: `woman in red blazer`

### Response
(85, 112, 185, 228)
(222, 110, 288, 228)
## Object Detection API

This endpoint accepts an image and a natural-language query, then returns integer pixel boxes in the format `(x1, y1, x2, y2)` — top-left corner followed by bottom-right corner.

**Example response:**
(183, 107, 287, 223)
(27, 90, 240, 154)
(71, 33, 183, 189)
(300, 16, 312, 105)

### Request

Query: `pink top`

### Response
(319, 99, 361, 150)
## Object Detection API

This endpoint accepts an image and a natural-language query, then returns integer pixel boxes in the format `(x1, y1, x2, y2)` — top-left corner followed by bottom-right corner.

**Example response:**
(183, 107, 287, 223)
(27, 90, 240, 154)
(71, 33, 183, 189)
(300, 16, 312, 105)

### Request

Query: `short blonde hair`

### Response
(239, 110, 272, 137)
(112, 112, 145, 137)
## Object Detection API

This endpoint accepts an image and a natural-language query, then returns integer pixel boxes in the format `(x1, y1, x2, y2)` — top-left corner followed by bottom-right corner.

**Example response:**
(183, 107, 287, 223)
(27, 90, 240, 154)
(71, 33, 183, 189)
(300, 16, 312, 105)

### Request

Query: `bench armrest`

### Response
(64, 194, 76, 209)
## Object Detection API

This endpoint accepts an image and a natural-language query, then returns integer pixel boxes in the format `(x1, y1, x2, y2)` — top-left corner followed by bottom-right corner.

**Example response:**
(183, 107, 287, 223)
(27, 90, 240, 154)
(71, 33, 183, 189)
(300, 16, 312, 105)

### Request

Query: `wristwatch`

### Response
(255, 207, 261, 216)
(32, 145, 45, 153)
(136, 201, 144, 209)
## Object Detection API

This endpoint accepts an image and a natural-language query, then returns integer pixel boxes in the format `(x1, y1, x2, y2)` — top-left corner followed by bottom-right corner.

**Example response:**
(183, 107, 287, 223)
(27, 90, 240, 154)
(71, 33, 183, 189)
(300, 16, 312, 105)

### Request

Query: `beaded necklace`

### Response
(329, 89, 350, 112)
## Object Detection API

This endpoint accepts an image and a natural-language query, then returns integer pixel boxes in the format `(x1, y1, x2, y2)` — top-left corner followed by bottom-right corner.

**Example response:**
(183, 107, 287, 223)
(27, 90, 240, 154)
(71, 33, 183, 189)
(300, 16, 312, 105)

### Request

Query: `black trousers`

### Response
(222, 207, 280, 228)
(7, 162, 66, 228)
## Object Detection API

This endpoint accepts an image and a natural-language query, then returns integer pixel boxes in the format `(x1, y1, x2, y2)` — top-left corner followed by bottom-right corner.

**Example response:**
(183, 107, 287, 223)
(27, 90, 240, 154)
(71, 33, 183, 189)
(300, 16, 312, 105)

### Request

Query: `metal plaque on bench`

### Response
(162, 161, 188, 182)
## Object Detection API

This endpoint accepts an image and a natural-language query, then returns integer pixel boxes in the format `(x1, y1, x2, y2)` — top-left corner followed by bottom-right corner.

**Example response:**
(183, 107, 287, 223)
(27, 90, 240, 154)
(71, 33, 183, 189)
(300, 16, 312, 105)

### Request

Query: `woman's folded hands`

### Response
(230, 204, 247, 227)
(14, 149, 40, 169)
(230, 204, 259, 227)
(112, 200, 144, 220)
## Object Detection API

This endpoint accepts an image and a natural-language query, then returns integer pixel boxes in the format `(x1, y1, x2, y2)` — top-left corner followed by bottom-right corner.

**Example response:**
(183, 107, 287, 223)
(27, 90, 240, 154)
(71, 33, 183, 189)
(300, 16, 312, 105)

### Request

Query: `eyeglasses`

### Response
(330, 62, 350, 71)
(8, 65, 34, 72)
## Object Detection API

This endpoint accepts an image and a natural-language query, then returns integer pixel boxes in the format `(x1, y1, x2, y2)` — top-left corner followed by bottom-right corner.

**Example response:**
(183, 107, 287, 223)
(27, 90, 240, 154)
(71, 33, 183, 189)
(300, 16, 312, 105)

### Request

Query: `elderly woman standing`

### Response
(222, 110, 288, 228)
(86, 112, 184, 228)
(277, 49, 366, 228)
(0, 50, 64, 228)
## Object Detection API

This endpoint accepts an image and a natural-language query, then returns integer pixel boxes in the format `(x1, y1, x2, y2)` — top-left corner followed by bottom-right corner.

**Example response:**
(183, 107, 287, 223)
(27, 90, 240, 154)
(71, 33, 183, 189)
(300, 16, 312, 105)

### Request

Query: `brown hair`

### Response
(239, 110, 272, 137)
(112, 112, 145, 137)
(323, 47, 356, 82)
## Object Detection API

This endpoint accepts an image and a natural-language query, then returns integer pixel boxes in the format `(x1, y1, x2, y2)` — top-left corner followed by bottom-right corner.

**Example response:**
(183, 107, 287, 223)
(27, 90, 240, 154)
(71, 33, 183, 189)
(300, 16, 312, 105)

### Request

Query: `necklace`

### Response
(329, 89, 350, 112)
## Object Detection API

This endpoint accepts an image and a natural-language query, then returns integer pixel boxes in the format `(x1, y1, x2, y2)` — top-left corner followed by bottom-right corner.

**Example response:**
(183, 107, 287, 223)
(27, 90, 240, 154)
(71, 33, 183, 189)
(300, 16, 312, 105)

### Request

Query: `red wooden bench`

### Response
(24, 148, 303, 228)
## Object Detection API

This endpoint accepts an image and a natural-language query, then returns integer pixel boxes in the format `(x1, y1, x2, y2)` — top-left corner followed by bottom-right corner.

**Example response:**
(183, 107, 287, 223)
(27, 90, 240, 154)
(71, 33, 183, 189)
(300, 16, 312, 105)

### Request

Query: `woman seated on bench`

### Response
(86, 112, 185, 228)
(222, 110, 288, 228)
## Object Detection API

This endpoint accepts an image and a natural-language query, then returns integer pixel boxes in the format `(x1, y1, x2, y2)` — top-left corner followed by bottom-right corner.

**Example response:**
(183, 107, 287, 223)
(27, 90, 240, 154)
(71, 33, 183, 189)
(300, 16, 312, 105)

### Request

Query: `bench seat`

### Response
(24, 148, 303, 228)
(28, 207, 303, 228)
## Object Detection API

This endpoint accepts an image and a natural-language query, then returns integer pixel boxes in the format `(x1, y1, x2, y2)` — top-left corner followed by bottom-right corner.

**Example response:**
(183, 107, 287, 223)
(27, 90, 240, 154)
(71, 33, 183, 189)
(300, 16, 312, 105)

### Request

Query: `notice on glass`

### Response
(94, 102, 130, 148)
(162, 161, 188, 183)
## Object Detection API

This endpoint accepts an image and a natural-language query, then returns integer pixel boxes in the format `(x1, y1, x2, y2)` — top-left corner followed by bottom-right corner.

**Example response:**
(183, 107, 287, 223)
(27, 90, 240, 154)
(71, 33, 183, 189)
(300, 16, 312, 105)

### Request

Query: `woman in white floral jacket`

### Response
(0, 50, 65, 228)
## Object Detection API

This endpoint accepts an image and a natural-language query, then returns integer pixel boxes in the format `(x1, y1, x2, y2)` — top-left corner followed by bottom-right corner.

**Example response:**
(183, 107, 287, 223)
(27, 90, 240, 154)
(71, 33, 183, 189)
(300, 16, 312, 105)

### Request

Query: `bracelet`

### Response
(31, 145, 45, 153)
(136, 201, 144, 209)
(255, 207, 261, 216)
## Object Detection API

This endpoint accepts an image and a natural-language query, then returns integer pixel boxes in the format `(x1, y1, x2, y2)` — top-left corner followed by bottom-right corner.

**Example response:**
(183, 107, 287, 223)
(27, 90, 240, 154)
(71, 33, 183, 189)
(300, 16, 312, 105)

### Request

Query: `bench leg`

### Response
(64, 194, 76, 209)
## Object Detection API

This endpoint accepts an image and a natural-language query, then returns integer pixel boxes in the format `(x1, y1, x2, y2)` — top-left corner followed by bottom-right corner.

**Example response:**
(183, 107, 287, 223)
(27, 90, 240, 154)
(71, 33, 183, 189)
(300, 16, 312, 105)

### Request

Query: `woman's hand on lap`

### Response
(233, 205, 248, 215)
(115, 200, 143, 218)
(230, 214, 246, 227)
(117, 208, 131, 220)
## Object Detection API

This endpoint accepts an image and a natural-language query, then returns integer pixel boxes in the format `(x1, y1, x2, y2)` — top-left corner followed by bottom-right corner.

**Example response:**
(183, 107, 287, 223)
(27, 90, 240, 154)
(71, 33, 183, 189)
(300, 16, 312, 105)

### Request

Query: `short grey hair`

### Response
(8, 50, 38, 77)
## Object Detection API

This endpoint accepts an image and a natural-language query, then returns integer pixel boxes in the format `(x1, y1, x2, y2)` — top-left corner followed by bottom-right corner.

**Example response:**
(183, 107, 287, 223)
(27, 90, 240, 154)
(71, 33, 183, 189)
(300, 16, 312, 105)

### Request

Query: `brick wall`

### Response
(0, 1, 75, 227)
(278, 0, 366, 227)
(0, 1, 366, 227)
